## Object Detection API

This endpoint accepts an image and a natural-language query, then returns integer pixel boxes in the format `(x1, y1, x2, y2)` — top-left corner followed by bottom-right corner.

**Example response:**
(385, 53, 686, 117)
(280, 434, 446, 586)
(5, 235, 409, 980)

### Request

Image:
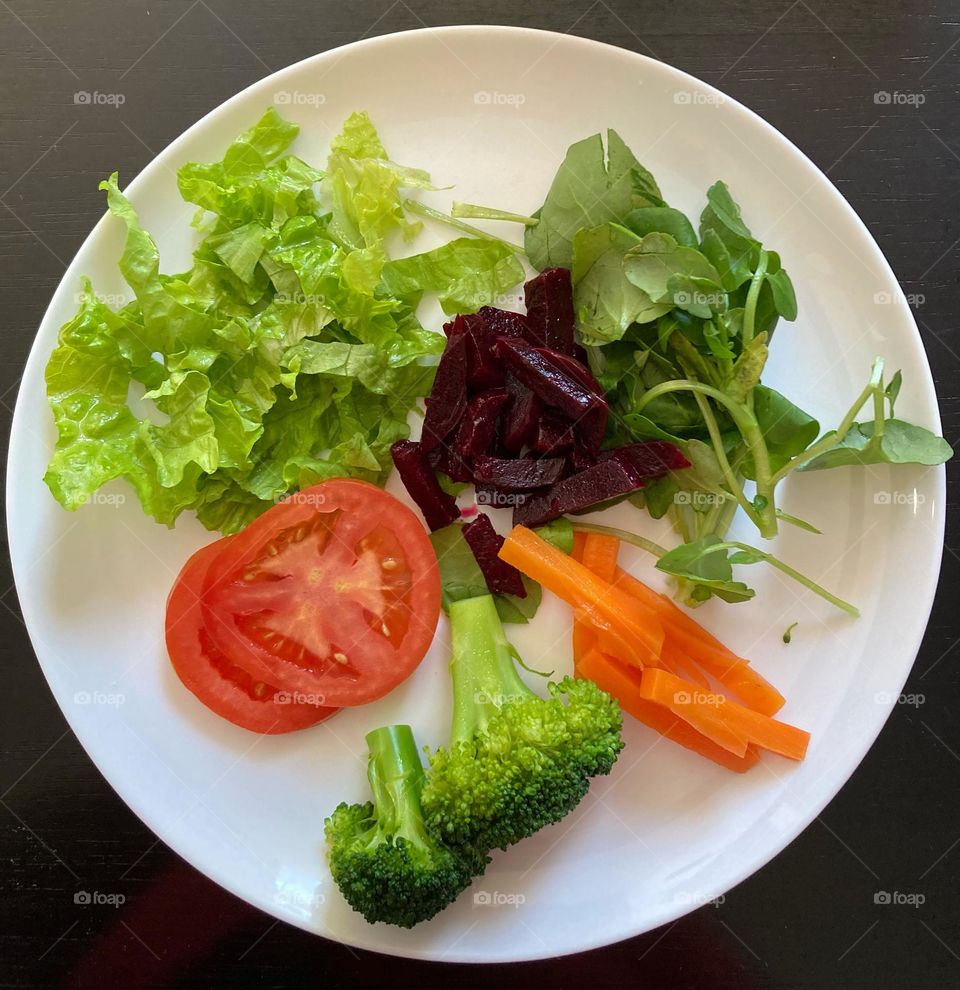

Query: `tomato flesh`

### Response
(165, 539, 339, 733)
(202, 479, 441, 707)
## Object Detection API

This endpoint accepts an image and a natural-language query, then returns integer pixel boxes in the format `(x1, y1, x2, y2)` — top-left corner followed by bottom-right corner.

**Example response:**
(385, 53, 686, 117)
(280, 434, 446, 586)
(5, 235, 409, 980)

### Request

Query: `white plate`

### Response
(7, 25, 946, 963)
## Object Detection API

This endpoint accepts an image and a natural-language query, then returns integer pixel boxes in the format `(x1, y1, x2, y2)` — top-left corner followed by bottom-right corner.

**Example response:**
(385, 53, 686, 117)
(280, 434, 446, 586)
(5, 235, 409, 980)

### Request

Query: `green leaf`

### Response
(885, 370, 902, 415)
(534, 517, 574, 554)
(525, 130, 649, 270)
(655, 535, 756, 604)
(742, 384, 820, 478)
(698, 181, 760, 291)
(622, 232, 725, 313)
(380, 237, 524, 315)
(429, 523, 541, 623)
(798, 418, 954, 471)
(571, 223, 671, 343)
(622, 206, 697, 247)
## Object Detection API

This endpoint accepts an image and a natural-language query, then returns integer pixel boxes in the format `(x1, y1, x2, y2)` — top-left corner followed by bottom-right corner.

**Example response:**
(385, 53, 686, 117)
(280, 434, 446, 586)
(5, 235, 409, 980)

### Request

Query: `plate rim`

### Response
(6, 23, 947, 963)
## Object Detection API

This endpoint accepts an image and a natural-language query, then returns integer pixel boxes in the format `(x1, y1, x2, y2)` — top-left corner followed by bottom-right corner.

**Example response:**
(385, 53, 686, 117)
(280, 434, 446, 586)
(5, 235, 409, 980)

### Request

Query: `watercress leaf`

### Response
(885, 369, 902, 416)
(667, 272, 727, 319)
(623, 232, 725, 306)
(742, 384, 820, 479)
(572, 223, 671, 343)
(725, 332, 768, 404)
(622, 206, 698, 247)
(702, 319, 736, 359)
(494, 577, 542, 624)
(798, 418, 954, 471)
(524, 130, 641, 270)
(776, 509, 823, 534)
(655, 535, 756, 603)
(699, 182, 760, 290)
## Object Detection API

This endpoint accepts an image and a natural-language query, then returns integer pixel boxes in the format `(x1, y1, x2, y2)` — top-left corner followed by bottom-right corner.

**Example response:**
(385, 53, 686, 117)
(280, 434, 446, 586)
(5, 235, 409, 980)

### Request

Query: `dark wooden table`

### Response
(2, 2, 958, 987)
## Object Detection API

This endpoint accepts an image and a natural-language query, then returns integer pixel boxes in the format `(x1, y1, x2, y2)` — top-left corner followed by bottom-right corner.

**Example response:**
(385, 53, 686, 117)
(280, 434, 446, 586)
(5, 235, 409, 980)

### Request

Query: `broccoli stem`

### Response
(448, 595, 533, 746)
(364, 725, 431, 846)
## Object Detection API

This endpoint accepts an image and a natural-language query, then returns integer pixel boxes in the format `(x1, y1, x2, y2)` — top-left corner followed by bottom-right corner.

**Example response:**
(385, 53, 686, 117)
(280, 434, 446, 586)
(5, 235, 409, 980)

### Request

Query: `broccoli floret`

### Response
(421, 594, 624, 853)
(325, 724, 485, 928)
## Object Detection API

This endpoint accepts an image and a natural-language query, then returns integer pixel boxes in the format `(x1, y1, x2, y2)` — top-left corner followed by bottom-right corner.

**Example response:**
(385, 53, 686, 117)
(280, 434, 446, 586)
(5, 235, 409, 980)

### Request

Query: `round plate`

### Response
(7, 25, 945, 962)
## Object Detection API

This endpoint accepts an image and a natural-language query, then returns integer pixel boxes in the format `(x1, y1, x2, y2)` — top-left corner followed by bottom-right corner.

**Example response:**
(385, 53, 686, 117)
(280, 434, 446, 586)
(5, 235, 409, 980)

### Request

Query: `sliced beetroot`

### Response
(502, 381, 544, 453)
(599, 441, 690, 476)
(421, 329, 468, 453)
(454, 388, 510, 459)
(477, 306, 531, 341)
(512, 457, 645, 528)
(430, 445, 473, 484)
(472, 455, 566, 491)
(494, 337, 607, 434)
(531, 412, 576, 456)
(524, 268, 576, 354)
(462, 514, 527, 598)
(534, 346, 605, 400)
(391, 440, 461, 531)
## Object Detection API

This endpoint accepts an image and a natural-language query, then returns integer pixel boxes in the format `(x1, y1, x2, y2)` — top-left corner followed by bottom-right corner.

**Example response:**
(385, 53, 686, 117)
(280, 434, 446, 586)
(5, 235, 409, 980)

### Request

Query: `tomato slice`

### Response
(166, 539, 339, 733)
(202, 479, 441, 707)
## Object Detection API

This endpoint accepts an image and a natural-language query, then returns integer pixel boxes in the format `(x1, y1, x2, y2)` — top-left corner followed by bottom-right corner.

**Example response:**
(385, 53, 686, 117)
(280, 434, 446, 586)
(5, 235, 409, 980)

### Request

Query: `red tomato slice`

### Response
(166, 538, 339, 733)
(202, 479, 441, 707)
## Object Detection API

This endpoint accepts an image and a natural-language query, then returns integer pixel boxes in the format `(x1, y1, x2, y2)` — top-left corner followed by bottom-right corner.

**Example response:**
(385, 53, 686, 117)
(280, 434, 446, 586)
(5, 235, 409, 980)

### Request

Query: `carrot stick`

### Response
(581, 533, 620, 583)
(613, 567, 785, 716)
(501, 526, 665, 663)
(578, 650, 760, 773)
(639, 668, 809, 761)
(572, 529, 588, 562)
(661, 640, 711, 689)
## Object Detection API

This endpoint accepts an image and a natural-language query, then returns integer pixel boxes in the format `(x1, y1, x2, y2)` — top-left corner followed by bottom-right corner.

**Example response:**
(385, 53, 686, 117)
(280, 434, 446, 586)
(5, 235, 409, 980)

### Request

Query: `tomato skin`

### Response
(202, 479, 442, 708)
(166, 539, 339, 734)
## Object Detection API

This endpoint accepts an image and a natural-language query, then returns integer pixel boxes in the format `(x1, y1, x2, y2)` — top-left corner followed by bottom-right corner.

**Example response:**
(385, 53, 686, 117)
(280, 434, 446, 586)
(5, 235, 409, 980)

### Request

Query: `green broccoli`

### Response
(324, 724, 485, 928)
(421, 594, 624, 853)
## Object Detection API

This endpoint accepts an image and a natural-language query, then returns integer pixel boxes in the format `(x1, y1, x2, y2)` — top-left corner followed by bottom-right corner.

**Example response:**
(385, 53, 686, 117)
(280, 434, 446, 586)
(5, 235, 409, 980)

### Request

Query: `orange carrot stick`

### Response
(501, 526, 665, 664)
(639, 668, 809, 761)
(577, 650, 760, 773)
(581, 533, 620, 583)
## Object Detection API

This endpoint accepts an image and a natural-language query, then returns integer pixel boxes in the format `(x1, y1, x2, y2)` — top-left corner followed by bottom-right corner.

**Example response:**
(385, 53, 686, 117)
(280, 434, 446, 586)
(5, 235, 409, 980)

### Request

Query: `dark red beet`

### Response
(524, 268, 576, 353)
(496, 337, 607, 432)
(462, 514, 527, 598)
(530, 412, 576, 456)
(421, 330, 468, 453)
(454, 388, 510, 459)
(430, 445, 473, 484)
(502, 381, 544, 453)
(512, 457, 645, 528)
(472, 455, 566, 491)
(599, 441, 690, 475)
(534, 347, 604, 400)
(477, 306, 531, 341)
(391, 440, 461, 531)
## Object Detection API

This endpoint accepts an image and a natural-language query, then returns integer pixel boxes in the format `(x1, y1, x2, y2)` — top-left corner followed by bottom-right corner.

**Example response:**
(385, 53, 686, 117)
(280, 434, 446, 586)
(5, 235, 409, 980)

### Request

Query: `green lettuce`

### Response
(43, 109, 523, 533)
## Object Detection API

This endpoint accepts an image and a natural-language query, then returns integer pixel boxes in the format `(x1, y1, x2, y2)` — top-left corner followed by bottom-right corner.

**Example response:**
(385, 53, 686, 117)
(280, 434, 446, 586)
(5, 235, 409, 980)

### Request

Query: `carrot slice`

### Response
(613, 567, 785, 716)
(581, 533, 620, 583)
(578, 650, 760, 773)
(572, 529, 588, 562)
(501, 526, 665, 663)
(661, 640, 711, 689)
(639, 668, 809, 761)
